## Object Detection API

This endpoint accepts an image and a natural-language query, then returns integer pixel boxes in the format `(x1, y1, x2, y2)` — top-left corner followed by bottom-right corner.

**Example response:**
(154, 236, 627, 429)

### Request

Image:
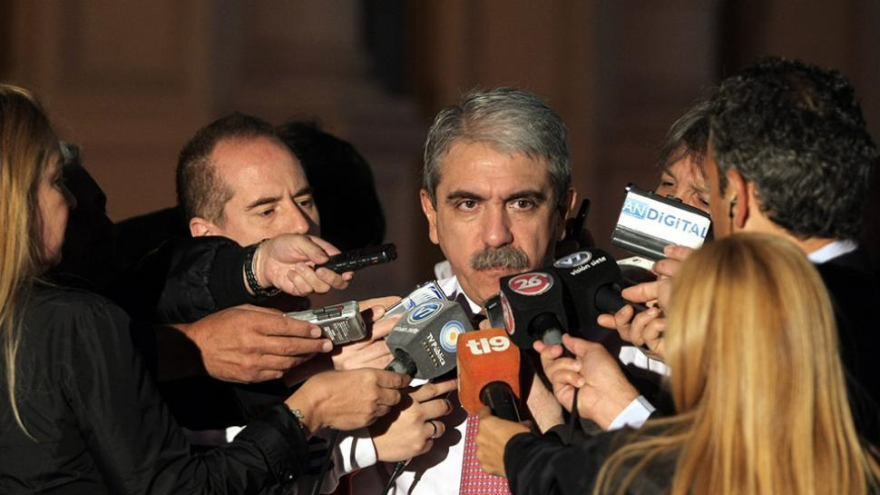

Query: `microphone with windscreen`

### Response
(457, 328, 521, 421)
(499, 270, 569, 349)
(552, 248, 646, 330)
(384, 300, 472, 380)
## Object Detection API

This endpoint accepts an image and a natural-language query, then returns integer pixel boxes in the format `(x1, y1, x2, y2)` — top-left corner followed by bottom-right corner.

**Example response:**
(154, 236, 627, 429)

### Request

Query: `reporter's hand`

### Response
(254, 234, 354, 297)
(182, 305, 331, 383)
(597, 244, 689, 356)
(535, 335, 639, 430)
(330, 304, 398, 371)
(370, 379, 457, 462)
(475, 406, 530, 478)
(286, 369, 410, 432)
(525, 372, 564, 432)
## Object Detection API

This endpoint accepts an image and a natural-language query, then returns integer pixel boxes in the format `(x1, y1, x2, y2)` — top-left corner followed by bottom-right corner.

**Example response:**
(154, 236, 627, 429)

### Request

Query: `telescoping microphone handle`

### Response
(595, 286, 648, 314)
(385, 356, 414, 375)
(480, 382, 521, 422)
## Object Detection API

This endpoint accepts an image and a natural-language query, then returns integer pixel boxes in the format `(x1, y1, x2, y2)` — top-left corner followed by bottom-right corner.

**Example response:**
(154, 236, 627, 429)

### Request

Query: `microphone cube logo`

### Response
(464, 335, 511, 355)
(623, 198, 649, 219)
(500, 292, 515, 335)
(439, 320, 464, 353)
(553, 251, 593, 269)
(407, 302, 442, 324)
(507, 272, 553, 296)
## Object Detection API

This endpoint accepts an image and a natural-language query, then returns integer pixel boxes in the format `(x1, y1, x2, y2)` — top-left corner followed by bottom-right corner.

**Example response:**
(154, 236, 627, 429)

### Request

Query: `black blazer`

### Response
(817, 247, 880, 444)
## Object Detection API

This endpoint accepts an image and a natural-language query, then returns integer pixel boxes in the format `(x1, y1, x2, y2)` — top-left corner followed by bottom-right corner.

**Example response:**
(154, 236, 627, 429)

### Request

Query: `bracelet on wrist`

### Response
(244, 239, 282, 298)
(287, 406, 310, 435)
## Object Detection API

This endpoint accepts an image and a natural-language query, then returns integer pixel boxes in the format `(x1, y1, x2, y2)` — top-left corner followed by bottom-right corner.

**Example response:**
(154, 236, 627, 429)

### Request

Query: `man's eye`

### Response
(259, 208, 275, 217)
(511, 199, 536, 210)
(456, 200, 478, 211)
(296, 196, 315, 209)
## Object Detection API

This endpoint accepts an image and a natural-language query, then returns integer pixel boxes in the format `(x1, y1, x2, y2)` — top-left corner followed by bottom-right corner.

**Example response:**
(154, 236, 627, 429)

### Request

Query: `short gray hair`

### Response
(423, 87, 571, 206)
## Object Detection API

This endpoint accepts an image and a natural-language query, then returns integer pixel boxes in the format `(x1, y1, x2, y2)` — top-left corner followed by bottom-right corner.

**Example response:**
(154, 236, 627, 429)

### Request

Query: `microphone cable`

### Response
(309, 429, 341, 495)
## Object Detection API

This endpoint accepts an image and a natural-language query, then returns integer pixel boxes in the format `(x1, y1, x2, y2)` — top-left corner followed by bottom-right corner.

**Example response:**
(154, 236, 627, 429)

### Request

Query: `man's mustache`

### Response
(470, 246, 530, 271)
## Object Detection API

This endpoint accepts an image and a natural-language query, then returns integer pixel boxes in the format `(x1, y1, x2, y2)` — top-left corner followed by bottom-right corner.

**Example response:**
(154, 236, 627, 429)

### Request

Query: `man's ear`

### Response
(419, 189, 440, 245)
(726, 169, 750, 230)
(189, 217, 217, 237)
(557, 188, 578, 241)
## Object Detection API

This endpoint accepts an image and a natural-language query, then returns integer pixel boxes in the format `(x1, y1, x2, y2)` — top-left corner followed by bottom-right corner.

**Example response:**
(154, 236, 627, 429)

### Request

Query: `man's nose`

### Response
(481, 205, 513, 248)
(280, 202, 311, 235)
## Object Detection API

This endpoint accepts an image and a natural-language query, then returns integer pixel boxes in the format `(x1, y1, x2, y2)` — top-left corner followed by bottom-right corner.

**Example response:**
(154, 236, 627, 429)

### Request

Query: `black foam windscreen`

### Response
(499, 270, 569, 349)
(552, 249, 628, 331)
(385, 300, 473, 380)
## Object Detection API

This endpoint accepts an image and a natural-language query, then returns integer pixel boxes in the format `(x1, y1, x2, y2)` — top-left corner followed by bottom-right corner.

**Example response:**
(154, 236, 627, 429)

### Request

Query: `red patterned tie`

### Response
(459, 414, 511, 494)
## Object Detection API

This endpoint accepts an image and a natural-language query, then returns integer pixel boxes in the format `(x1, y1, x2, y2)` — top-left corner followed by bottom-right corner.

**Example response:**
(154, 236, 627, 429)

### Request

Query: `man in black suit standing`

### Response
(602, 57, 879, 442)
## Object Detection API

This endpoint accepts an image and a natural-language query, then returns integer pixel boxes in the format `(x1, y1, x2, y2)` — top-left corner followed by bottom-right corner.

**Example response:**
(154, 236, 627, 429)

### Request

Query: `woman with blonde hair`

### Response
(0, 84, 410, 493)
(477, 233, 880, 495)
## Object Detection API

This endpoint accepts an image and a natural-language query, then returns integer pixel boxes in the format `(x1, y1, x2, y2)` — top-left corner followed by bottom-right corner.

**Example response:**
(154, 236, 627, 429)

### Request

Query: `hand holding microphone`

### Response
(595, 244, 691, 357)
(370, 378, 456, 462)
(535, 334, 639, 430)
(459, 329, 530, 479)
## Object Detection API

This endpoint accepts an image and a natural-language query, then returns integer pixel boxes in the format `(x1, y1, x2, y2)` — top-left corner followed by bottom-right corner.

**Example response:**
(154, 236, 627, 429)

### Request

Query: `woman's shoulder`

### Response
(30, 283, 129, 327)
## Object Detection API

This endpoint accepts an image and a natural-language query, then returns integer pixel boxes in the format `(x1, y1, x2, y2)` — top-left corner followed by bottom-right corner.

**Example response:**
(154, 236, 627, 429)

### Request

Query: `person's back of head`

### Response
(276, 120, 385, 250)
(709, 57, 878, 241)
(595, 233, 880, 495)
(176, 112, 280, 224)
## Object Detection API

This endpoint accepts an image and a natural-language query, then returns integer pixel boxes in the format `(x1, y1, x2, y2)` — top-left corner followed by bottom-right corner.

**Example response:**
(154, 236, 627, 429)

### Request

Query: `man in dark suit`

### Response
(601, 57, 879, 443)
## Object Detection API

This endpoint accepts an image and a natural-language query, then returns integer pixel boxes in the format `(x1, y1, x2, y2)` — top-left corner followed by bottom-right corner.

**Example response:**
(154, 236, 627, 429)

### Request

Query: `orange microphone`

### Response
(457, 328, 522, 421)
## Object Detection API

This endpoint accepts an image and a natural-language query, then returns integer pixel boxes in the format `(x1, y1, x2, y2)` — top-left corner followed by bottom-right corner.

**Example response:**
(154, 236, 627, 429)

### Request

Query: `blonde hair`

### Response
(0, 84, 59, 435)
(595, 233, 880, 495)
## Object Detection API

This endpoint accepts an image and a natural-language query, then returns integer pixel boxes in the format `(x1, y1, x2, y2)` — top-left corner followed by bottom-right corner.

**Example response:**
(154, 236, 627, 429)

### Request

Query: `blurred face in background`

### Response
(655, 154, 710, 213)
(38, 151, 76, 266)
(190, 136, 320, 246)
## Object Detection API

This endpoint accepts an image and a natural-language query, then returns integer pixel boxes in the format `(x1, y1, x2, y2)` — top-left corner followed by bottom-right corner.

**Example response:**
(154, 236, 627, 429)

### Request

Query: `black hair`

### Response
(176, 112, 280, 222)
(710, 57, 878, 240)
(276, 120, 386, 250)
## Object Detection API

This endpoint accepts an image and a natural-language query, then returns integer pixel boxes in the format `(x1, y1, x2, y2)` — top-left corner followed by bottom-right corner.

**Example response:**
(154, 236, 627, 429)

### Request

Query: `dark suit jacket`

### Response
(816, 247, 880, 445)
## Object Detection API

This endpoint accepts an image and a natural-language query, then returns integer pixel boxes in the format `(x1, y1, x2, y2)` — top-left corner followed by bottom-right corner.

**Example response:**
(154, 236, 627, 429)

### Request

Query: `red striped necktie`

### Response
(458, 414, 511, 494)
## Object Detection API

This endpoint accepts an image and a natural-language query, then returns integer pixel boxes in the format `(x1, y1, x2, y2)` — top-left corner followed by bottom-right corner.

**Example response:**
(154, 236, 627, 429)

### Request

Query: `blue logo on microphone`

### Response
(408, 302, 442, 324)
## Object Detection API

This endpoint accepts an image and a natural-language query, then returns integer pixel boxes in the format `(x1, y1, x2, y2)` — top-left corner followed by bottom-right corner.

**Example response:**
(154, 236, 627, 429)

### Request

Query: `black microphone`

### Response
(499, 270, 569, 349)
(552, 249, 646, 331)
(384, 300, 473, 380)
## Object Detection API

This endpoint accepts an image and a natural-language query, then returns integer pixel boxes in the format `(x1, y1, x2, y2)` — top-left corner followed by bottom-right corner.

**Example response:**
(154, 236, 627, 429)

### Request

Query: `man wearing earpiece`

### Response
(598, 57, 880, 444)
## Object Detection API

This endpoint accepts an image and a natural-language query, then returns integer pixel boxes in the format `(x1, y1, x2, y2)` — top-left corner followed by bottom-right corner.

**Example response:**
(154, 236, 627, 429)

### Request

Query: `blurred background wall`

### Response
(2, 0, 878, 299)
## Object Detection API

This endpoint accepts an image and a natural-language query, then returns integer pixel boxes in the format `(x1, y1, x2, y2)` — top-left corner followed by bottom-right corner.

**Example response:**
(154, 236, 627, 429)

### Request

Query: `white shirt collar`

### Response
(438, 275, 483, 315)
(807, 239, 858, 264)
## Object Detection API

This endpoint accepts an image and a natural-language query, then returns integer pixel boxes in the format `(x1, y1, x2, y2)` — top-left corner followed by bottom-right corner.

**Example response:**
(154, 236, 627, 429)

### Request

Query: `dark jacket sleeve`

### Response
(505, 432, 609, 495)
(61, 294, 308, 494)
(114, 235, 259, 324)
(505, 429, 674, 495)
